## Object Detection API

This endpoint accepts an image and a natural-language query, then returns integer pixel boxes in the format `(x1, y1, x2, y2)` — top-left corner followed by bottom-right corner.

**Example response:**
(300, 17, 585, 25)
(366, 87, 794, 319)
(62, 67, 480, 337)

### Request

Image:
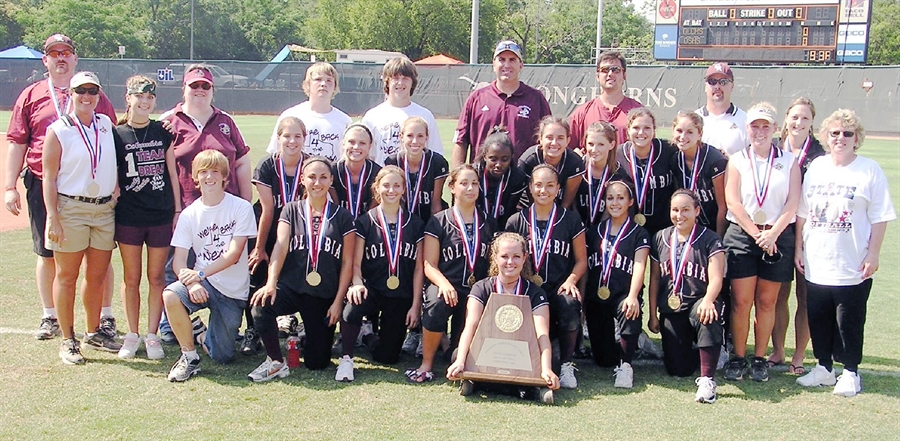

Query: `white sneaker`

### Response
(796, 364, 836, 387)
(638, 332, 664, 359)
(247, 357, 290, 382)
(335, 355, 355, 382)
(559, 361, 578, 389)
(614, 362, 634, 389)
(833, 371, 861, 397)
(695, 376, 717, 403)
(145, 334, 165, 360)
(118, 333, 141, 359)
(357, 321, 373, 347)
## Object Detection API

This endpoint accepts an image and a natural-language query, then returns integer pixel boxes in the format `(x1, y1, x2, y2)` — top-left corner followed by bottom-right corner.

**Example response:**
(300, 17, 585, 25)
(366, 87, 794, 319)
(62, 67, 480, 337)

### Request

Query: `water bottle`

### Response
(286, 336, 301, 369)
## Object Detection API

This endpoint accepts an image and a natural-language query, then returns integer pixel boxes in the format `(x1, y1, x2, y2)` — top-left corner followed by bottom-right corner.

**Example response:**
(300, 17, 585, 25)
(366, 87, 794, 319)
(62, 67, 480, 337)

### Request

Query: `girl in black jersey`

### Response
(648, 189, 726, 403)
(473, 127, 528, 228)
(518, 117, 585, 209)
(113, 75, 181, 360)
(408, 165, 497, 382)
(385, 117, 448, 222)
(248, 157, 356, 382)
(505, 164, 587, 389)
(446, 232, 560, 392)
(245, 116, 307, 354)
(670, 111, 727, 237)
(330, 124, 382, 220)
(339, 166, 425, 381)
(583, 180, 650, 388)
(575, 121, 620, 227)
(616, 108, 677, 238)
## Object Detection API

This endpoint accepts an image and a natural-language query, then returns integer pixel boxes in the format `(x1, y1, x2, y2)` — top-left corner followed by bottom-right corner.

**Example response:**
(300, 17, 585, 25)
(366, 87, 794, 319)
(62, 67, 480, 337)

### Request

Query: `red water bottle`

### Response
(286, 336, 301, 369)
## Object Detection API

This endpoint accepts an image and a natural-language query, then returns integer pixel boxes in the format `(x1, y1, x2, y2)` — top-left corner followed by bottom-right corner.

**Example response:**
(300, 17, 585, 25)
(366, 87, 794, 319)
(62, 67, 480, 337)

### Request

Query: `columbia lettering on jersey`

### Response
(279, 201, 355, 298)
(356, 208, 425, 298)
(585, 220, 650, 301)
(426, 209, 498, 291)
(505, 205, 585, 292)
(669, 143, 727, 229)
(650, 226, 725, 313)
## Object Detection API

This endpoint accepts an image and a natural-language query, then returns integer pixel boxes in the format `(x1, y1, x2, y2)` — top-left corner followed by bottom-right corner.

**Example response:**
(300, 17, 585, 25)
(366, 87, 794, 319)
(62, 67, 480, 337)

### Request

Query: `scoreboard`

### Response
(653, 0, 873, 63)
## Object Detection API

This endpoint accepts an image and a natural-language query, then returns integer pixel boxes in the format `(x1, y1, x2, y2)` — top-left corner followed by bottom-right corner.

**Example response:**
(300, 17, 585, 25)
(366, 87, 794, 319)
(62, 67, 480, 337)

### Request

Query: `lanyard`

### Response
(600, 218, 631, 286)
(528, 204, 558, 274)
(586, 164, 610, 224)
(276, 156, 302, 206)
(343, 161, 369, 218)
(73, 113, 101, 180)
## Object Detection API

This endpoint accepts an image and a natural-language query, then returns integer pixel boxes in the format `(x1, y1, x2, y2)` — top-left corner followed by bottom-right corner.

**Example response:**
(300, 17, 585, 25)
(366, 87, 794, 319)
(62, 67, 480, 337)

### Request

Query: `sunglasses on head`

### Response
(829, 130, 855, 138)
(73, 87, 99, 95)
(189, 82, 212, 90)
(706, 78, 733, 86)
(46, 49, 74, 58)
(598, 65, 623, 74)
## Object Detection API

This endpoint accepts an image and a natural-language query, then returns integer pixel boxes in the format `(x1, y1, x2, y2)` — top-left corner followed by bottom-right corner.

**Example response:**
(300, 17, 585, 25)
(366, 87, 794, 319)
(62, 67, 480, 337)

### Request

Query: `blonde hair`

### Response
(818, 109, 866, 151)
(585, 121, 619, 173)
(401, 116, 429, 137)
(487, 232, 534, 279)
(302, 62, 340, 97)
(370, 165, 406, 204)
(191, 150, 230, 188)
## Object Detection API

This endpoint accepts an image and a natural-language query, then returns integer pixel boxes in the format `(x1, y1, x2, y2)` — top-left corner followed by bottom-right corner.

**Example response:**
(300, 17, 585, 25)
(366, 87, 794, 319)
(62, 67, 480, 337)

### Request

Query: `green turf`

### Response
(2, 113, 899, 438)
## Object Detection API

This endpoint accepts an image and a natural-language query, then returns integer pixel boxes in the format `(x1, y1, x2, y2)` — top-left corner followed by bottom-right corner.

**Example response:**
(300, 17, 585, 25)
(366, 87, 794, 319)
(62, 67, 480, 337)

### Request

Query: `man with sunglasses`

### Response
(5, 34, 117, 341)
(567, 51, 642, 151)
(696, 62, 748, 158)
(452, 40, 551, 167)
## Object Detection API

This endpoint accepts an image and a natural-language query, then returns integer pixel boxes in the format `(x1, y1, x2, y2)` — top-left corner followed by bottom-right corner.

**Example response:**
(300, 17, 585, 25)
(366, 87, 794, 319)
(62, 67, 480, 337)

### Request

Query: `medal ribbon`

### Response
(679, 148, 702, 192)
(452, 207, 481, 279)
(74, 113, 101, 180)
(376, 206, 403, 277)
(403, 151, 427, 213)
(748, 146, 776, 213)
(528, 204, 558, 275)
(47, 78, 69, 120)
(669, 224, 698, 298)
(587, 164, 610, 224)
(600, 218, 631, 286)
(343, 161, 369, 217)
(276, 156, 302, 206)
(794, 136, 811, 168)
(482, 168, 508, 218)
(494, 277, 523, 296)
(628, 141, 657, 214)
(304, 200, 331, 274)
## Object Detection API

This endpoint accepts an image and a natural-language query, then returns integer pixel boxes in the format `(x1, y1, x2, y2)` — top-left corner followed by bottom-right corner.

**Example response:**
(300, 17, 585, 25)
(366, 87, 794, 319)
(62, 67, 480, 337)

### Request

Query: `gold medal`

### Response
(532, 274, 544, 286)
(667, 295, 682, 310)
(468, 274, 476, 286)
(598, 285, 611, 300)
(752, 210, 767, 224)
(634, 213, 646, 226)
(87, 181, 100, 197)
(306, 271, 321, 287)
(386, 275, 400, 290)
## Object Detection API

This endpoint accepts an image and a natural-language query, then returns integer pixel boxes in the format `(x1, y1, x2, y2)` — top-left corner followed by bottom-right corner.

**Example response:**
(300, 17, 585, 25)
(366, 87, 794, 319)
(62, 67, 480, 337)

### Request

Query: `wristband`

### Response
(198, 270, 205, 280)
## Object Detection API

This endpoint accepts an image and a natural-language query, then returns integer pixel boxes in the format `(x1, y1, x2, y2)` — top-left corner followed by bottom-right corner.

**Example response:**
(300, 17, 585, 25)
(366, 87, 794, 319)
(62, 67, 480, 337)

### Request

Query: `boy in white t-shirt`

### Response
(162, 150, 257, 382)
(361, 57, 444, 165)
(266, 62, 352, 160)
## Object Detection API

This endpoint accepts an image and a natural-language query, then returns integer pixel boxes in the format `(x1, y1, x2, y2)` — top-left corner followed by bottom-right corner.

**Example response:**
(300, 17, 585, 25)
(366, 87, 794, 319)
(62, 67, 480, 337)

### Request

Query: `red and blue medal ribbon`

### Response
(48, 78, 69, 120)
(276, 155, 302, 207)
(402, 151, 427, 214)
(748, 146, 776, 213)
(452, 207, 481, 282)
(376, 206, 403, 278)
(587, 164, 610, 224)
(74, 113, 101, 181)
(669, 224, 698, 299)
(304, 199, 331, 275)
(343, 161, 369, 218)
(482, 168, 508, 219)
(494, 277, 523, 296)
(528, 203, 557, 276)
(793, 136, 811, 168)
(679, 147, 702, 192)
(600, 218, 631, 286)
(628, 141, 657, 215)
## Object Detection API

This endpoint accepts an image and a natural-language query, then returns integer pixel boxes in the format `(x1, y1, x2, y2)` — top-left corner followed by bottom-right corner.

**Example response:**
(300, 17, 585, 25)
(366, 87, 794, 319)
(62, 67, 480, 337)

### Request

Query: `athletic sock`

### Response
(182, 350, 199, 361)
(101, 307, 113, 318)
(43, 307, 57, 318)
(699, 346, 719, 378)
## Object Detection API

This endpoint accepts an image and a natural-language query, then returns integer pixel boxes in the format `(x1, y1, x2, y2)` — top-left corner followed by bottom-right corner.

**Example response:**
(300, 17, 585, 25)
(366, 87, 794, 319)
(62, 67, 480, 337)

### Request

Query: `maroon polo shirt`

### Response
(567, 96, 642, 151)
(454, 81, 551, 162)
(161, 103, 250, 207)
(6, 79, 117, 178)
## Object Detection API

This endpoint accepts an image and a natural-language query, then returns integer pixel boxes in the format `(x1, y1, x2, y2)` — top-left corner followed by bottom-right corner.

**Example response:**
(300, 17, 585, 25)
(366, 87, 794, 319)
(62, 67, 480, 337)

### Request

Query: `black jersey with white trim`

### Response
(356, 207, 425, 298)
(330, 159, 382, 220)
(585, 219, 650, 302)
(650, 226, 725, 314)
(385, 150, 449, 222)
(615, 139, 677, 232)
(252, 153, 308, 250)
(668, 144, 727, 229)
(468, 276, 549, 311)
(505, 205, 585, 292)
(574, 167, 633, 227)
(517, 145, 585, 206)
(425, 208, 497, 293)
(278, 202, 355, 299)
(473, 163, 528, 229)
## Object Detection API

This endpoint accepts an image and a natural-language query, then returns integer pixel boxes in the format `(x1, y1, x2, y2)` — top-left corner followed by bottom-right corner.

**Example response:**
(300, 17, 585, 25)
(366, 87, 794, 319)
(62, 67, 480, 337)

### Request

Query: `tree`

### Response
(20, 0, 148, 58)
(0, 0, 26, 50)
(868, 0, 900, 65)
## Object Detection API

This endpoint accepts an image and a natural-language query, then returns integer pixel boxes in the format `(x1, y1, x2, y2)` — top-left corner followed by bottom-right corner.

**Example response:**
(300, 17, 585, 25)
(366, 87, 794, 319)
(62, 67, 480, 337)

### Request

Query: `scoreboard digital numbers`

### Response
(653, 0, 873, 63)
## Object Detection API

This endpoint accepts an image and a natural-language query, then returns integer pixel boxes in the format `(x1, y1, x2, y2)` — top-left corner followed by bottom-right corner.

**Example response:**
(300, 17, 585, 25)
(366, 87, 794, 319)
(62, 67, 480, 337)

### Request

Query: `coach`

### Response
(696, 62, 748, 157)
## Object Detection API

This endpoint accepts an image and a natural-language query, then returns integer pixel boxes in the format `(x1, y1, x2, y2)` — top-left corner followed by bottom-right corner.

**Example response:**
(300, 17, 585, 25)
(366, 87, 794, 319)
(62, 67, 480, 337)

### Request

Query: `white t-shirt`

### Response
(360, 101, 444, 165)
(48, 113, 117, 197)
(171, 193, 258, 300)
(697, 104, 748, 157)
(798, 155, 896, 286)
(726, 147, 796, 225)
(266, 101, 352, 161)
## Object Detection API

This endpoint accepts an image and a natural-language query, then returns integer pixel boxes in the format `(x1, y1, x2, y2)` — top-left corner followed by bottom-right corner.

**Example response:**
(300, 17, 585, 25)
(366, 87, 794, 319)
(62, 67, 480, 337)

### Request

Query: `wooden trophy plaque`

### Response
(459, 293, 545, 387)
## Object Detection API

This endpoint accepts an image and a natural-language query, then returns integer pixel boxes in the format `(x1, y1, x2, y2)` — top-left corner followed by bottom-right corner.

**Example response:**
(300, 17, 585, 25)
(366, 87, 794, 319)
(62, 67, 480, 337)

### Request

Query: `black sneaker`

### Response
(99, 316, 117, 339)
(277, 315, 298, 338)
(240, 327, 262, 355)
(36, 317, 61, 340)
(83, 330, 123, 352)
(750, 356, 770, 382)
(724, 356, 749, 381)
(191, 316, 207, 345)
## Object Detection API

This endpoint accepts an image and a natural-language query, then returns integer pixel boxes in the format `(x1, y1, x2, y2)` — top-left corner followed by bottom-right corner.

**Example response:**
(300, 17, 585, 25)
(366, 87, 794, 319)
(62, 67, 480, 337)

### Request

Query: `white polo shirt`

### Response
(696, 103, 748, 157)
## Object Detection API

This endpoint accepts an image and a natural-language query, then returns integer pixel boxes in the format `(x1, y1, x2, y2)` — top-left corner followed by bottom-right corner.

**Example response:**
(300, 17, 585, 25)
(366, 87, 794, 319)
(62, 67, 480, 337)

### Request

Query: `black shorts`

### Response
(660, 299, 725, 377)
(421, 284, 466, 334)
(23, 169, 53, 258)
(723, 222, 795, 283)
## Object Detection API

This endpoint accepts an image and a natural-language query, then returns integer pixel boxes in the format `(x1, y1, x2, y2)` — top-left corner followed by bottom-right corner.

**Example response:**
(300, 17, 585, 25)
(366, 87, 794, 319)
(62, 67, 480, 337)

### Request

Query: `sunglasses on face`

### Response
(706, 78, 733, 86)
(46, 50, 74, 58)
(189, 82, 212, 90)
(598, 65, 623, 74)
(829, 130, 855, 138)
(73, 87, 100, 95)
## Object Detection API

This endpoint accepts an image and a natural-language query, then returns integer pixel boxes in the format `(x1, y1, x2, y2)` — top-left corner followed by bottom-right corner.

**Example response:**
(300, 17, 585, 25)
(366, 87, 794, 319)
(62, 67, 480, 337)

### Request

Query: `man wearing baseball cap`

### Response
(452, 40, 551, 166)
(695, 62, 748, 157)
(5, 34, 118, 341)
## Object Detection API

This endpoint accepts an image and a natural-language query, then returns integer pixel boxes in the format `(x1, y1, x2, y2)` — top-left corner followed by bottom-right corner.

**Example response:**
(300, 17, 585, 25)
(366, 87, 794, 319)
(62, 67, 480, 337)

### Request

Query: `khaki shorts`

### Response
(48, 195, 116, 253)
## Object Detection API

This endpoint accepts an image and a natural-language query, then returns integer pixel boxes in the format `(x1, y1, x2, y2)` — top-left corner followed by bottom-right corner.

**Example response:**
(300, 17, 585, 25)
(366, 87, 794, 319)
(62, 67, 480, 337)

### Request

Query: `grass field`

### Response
(1, 112, 899, 439)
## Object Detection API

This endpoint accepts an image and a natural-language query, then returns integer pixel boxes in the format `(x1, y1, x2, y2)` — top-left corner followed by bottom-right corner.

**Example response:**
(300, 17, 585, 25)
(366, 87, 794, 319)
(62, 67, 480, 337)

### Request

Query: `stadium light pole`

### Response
(470, 0, 480, 63)
(595, 0, 603, 61)
(190, 0, 195, 60)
